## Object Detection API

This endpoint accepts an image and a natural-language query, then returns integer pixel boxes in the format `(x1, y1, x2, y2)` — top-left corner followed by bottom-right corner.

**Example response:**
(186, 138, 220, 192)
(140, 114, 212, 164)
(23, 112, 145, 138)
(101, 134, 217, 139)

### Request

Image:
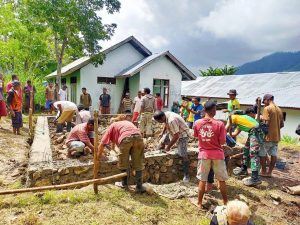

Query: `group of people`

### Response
(0, 74, 36, 133)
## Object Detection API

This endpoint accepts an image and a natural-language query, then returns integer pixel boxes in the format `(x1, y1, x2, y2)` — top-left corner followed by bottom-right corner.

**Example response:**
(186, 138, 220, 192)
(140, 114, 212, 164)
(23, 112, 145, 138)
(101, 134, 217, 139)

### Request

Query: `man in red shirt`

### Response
(65, 119, 95, 157)
(194, 101, 228, 208)
(155, 93, 163, 111)
(99, 119, 146, 193)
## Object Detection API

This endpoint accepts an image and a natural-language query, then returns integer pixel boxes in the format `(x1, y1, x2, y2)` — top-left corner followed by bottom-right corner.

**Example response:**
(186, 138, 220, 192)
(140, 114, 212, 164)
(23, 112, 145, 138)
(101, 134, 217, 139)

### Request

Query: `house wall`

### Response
(80, 43, 145, 113)
(129, 73, 140, 99)
(139, 56, 182, 110)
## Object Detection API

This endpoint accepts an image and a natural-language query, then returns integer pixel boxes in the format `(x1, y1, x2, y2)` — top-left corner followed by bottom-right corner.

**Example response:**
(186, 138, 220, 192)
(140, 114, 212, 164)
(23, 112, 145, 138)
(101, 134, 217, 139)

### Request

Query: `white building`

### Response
(182, 72, 300, 137)
(46, 36, 196, 113)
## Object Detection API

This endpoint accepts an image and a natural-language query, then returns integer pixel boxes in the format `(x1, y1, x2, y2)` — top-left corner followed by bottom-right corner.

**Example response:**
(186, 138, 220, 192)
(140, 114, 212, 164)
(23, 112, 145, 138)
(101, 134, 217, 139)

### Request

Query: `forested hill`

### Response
(236, 51, 300, 74)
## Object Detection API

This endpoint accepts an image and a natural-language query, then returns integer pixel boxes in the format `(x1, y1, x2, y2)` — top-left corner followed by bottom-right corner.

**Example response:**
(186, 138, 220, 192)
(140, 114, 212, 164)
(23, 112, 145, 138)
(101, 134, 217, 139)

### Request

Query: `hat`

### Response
(12, 80, 20, 87)
(227, 89, 238, 95)
(263, 94, 273, 101)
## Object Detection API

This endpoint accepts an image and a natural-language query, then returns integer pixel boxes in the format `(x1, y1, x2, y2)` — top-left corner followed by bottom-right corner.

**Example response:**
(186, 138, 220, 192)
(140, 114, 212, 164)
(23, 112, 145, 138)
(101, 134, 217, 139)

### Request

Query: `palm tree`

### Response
(199, 65, 237, 76)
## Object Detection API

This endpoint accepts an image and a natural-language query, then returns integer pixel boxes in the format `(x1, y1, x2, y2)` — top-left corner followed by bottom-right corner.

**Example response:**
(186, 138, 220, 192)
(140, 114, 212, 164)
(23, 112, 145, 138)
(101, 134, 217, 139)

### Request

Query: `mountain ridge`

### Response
(236, 51, 300, 74)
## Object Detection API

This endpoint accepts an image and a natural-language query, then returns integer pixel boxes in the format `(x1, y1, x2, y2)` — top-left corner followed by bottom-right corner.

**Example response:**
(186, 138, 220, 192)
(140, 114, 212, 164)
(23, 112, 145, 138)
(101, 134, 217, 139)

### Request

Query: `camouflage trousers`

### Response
(242, 130, 261, 172)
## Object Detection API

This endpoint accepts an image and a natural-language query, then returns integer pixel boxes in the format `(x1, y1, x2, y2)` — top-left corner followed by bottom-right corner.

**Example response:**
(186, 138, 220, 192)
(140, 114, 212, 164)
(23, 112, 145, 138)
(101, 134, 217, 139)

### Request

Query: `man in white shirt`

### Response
(132, 90, 142, 125)
(54, 101, 79, 132)
(58, 85, 68, 101)
(77, 104, 91, 124)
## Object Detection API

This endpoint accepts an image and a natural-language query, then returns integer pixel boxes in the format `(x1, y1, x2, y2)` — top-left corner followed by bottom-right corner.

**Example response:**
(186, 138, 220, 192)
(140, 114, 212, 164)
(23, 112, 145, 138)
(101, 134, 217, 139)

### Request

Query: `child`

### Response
(7, 80, 23, 135)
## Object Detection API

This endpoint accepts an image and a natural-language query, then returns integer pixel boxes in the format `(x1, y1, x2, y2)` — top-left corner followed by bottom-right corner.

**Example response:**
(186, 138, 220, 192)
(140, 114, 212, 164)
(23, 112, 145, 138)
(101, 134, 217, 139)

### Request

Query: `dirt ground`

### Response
(0, 117, 29, 190)
(0, 117, 300, 224)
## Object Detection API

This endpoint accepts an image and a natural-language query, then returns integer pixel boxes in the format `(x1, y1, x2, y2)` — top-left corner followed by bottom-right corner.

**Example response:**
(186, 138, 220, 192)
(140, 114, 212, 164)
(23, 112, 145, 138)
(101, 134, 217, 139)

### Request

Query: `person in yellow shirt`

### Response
(223, 89, 240, 113)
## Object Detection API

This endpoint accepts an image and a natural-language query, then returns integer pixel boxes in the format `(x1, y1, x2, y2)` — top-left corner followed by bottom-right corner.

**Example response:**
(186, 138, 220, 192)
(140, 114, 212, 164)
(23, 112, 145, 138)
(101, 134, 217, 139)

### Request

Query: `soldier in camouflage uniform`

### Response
(226, 108, 263, 186)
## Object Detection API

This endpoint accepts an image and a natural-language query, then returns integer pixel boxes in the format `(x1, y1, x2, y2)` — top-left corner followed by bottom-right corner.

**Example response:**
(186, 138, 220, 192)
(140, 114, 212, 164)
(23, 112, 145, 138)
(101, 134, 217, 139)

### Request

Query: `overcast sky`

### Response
(100, 0, 300, 74)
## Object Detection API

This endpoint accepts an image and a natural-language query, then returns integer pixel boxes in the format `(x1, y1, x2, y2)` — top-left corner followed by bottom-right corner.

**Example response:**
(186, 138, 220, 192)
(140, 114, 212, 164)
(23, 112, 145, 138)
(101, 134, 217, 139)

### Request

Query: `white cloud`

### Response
(197, 0, 300, 50)
(148, 35, 169, 49)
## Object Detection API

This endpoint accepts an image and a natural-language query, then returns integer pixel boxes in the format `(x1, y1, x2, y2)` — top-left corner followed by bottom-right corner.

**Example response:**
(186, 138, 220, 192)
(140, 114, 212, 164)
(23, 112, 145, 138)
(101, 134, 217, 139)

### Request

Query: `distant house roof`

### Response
(116, 51, 196, 80)
(46, 36, 152, 78)
(181, 72, 300, 109)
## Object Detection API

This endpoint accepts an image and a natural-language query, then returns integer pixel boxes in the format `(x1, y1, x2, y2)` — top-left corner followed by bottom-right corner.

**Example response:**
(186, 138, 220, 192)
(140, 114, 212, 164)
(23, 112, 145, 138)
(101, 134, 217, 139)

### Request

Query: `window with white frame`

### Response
(153, 79, 170, 107)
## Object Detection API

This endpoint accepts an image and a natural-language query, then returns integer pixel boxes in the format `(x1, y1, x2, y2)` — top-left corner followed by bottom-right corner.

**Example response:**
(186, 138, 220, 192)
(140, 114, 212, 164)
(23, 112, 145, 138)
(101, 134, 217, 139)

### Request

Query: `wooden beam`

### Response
(0, 172, 127, 195)
(93, 110, 99, 194)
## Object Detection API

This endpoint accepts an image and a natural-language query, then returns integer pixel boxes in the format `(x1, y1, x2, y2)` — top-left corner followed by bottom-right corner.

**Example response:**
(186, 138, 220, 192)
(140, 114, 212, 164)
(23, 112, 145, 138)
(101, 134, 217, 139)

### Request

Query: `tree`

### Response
(200, 65, 237, 76)
(0, 2, 56, 103)
(24, 0, 121, 87)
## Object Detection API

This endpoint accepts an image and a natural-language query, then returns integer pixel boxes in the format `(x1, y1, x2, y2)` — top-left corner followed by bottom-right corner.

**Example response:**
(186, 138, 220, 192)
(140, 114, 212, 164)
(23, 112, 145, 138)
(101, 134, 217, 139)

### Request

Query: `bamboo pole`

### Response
(93, 110, 99, 194)
(0, 172, 127, 195)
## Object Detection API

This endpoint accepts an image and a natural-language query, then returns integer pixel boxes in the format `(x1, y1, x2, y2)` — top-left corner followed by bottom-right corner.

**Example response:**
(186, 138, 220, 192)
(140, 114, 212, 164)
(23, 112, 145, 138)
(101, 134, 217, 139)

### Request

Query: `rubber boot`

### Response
(135, 170, 146, 193)
(66, 122, 72, 132)
(115, 170, 128, 189)
(182, 160, 190, 183)
(56, 123, 63, 133)
(243, 171, 262, 186)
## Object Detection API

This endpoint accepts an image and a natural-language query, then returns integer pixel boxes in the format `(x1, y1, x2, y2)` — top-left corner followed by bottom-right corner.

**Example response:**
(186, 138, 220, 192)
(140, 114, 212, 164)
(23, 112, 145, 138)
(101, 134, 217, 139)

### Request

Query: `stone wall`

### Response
(27, 116, 198, 187)
(27, 150, 198, 187)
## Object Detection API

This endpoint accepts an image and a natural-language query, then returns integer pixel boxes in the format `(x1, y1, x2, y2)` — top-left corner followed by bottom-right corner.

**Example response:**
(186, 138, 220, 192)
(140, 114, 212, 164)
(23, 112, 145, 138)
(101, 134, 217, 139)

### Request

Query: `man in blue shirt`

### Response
(186, 97, 203, 125)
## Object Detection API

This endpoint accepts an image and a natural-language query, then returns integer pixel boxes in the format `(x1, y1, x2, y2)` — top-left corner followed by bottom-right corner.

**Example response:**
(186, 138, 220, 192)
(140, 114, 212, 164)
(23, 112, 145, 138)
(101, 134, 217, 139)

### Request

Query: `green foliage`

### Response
(200, 65, 237, 76)
(280, 135, 299, 145)
(24, 0, 121, 84)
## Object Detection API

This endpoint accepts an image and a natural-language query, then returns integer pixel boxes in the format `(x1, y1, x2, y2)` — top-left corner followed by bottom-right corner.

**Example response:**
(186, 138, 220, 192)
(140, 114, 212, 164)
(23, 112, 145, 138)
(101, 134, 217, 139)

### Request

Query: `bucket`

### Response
(226, 135, 236, 148)
(275, 161, 286, 170)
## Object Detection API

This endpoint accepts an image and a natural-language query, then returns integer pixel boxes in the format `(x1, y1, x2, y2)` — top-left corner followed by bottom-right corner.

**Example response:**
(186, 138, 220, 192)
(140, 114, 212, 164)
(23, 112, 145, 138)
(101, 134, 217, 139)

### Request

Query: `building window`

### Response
(97, 77, 116, 84)
(70, 77, 77, 84)
(153, 79, 169, 107)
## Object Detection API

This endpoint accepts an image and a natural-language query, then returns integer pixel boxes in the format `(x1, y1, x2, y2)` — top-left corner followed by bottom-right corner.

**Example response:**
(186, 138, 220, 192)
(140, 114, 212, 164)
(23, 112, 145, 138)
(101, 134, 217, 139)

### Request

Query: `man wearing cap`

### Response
(154, 111, 191, 182)
(227, 108, 264, 186)
(260, 94, 284, 177)
(7, 80, 23, 135)
(99, 87, 111, 114)
(140, 88, 156, 137)
(121, 93, 133, 113)
(223, 89, 240, 113)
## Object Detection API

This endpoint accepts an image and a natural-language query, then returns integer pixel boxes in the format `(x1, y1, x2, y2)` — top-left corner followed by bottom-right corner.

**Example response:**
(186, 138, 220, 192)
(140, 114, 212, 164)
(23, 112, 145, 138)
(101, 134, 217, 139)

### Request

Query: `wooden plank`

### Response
(93, 110, 99, 194)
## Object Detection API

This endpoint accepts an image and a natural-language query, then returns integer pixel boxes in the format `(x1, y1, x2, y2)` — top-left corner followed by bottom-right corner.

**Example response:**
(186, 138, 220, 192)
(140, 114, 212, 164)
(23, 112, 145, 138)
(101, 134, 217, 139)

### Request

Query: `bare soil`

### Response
(0, 118, 29, 189)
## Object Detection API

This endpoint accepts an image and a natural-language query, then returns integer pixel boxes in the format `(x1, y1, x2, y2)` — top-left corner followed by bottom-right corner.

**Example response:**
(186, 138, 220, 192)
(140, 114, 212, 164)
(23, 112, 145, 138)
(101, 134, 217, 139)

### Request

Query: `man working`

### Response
(99, 119, 146, 193)
(140, 88, 156, 137)
(193, 101, 228, 208)
(65, 119, 95, 157)
(80, 87, 92, 110)
(228, 108, 263, 186)
(132, 90, 142, 125)
(153, 111, 190, 182)
(77, 104, 91, 124)
(223, 89, 240, 113)
(53, 101, 79, 133)
(99, 87, 111, 114)
(260, 94, 284, 177)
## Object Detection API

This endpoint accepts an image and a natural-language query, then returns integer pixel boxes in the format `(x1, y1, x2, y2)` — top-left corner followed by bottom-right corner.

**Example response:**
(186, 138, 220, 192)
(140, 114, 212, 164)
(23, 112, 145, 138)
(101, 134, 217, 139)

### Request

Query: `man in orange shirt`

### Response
(7, 80, 23, 135)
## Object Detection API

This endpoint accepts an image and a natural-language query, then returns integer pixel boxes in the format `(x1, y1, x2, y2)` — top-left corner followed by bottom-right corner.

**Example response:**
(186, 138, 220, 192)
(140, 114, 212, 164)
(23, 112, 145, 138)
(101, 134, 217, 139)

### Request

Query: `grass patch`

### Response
(280, 135, 299, 145)
(16, 213, 42, 225)
(8, 180, 23, 189)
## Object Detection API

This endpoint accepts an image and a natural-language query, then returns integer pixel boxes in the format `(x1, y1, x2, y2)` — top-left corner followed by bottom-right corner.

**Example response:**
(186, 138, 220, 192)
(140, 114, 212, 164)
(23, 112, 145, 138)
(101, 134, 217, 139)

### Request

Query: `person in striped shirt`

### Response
(121, 93, 133, 113)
